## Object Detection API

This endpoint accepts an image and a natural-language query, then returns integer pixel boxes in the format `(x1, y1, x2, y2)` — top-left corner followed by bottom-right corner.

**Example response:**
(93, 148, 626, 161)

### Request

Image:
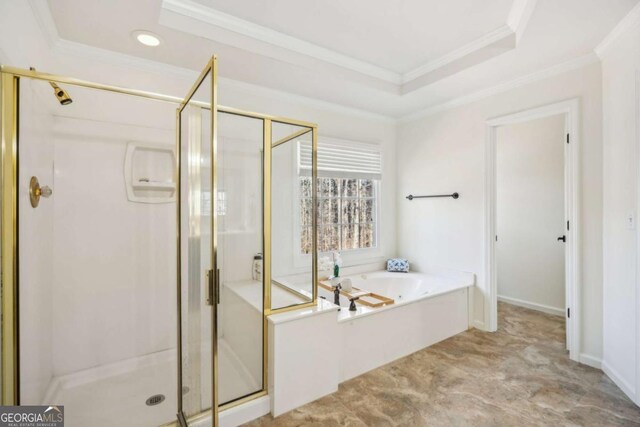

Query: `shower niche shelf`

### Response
(124, 142, 176, 204)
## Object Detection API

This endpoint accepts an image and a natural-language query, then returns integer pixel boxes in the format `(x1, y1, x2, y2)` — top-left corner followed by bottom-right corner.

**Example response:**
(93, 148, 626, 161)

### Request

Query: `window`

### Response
(298, 139, 381, 254)
(300, 177, 377, 253)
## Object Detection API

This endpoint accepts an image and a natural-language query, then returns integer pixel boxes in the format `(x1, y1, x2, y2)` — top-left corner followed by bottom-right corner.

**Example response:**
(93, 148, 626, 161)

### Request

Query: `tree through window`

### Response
(300, 177, 376, 254)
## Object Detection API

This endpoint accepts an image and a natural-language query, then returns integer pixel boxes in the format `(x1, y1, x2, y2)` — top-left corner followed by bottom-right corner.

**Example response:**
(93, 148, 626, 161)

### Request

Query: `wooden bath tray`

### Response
(319, 281, 394, 308)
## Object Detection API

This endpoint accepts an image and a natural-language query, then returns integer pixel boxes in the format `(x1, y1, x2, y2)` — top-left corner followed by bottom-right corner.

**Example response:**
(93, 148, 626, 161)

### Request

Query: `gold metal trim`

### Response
(219, 390, 268, 412)
(312, 127, 318, 303)
(271, 279, 312, 302)
(176, 56, 220, 426)
(272, 127, 312, 148)
(177, 412, 187, 427)
(0, 66, 318, 127)
(163, 389, 268, 427)
(209, 56, 220, 427)
(265, 300, 318, 316)
(174, 106, 183, 420)
(177, 59, 214, 113)
(0, 72, 19, 405)
(262, 119, 272, 392)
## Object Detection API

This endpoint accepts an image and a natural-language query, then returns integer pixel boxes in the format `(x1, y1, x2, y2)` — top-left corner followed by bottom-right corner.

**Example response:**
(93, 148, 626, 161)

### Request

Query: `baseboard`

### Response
(602, 360, 637, 402)
(472, 319, 487, 331)
(498, 295, 564, 317)
(579, 353, 602, 369)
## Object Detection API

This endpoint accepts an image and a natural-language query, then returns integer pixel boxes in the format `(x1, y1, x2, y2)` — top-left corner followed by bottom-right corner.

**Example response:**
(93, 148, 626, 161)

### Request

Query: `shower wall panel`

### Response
(50, 115, 176, 376)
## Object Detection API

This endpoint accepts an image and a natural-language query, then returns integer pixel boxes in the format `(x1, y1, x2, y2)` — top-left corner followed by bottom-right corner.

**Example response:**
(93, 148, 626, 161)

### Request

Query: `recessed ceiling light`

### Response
(132, 30, 161, 47)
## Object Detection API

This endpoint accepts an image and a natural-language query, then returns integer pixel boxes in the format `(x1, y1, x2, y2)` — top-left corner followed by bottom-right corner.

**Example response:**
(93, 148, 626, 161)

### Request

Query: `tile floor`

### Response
(245, 302, 640, 426)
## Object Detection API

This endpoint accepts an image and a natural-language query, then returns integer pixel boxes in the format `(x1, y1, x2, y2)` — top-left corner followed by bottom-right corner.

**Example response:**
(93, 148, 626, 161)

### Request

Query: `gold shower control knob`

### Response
(29, 176, 52, 208)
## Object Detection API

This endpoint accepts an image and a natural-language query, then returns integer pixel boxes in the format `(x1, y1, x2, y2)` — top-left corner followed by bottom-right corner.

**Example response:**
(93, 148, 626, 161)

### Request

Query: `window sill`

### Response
(294, 247, 385, 271)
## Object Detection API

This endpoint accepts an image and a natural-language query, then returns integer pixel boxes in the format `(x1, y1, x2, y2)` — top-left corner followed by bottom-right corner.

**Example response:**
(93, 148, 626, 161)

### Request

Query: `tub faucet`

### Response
(349, 297, 359, 311)
(333, 284, 341, 307)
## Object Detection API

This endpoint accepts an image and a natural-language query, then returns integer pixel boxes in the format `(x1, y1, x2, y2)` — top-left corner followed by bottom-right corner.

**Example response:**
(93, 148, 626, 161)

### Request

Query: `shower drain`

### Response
(146, 394, 166, 406)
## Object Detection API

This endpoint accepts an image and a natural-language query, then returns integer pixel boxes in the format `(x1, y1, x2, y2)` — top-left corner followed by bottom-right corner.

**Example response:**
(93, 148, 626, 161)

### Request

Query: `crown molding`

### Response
(161, 0, 536, 90)
(218, 77, 397, 124)
(595, 1, 640, 58)
(401, 0, 537, 84)
(27, 0, 396, 123)
(507, 0, 538, 42)
(161, 0, 401, 84)
(23, 0, 599, 126)
(401, 25, 514, 84)
(399, 52, 600, 123)
(58, 39, 396, 123)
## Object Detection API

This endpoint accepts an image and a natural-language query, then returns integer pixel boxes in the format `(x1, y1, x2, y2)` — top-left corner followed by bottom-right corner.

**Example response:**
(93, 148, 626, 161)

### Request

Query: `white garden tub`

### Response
(318, 269, 475, 381)
(319, 269, 474, 321)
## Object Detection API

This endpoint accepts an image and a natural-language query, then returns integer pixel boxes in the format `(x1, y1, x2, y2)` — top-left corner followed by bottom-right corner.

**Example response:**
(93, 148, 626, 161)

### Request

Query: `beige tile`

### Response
(242, 303, 640, 426)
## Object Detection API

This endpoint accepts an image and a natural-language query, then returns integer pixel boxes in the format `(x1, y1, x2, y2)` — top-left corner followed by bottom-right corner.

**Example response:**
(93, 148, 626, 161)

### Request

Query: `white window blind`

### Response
(298, 138, 382, 180)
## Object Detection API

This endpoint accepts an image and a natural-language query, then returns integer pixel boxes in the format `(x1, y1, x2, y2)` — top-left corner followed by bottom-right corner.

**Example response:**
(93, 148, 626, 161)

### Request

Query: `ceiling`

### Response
(190, 0, 514, 74)
(45, 0, 639, 119)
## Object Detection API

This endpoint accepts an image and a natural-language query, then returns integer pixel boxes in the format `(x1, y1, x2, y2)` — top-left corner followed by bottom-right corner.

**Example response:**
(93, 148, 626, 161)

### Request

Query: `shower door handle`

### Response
(206, 269, 214, 305)
(216, 268, 221, 305)
(205, 269, 221, 305)
(557, 235, 566, 243)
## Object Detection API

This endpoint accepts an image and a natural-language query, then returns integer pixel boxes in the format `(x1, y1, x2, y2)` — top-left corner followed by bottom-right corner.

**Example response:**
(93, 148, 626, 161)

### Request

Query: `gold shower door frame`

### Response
(176, 56, 221, 426)
(0, 61, 318, 425)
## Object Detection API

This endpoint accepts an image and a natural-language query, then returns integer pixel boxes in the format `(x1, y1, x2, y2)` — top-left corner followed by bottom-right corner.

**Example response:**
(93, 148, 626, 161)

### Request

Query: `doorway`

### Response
(485, 99, 580, 362)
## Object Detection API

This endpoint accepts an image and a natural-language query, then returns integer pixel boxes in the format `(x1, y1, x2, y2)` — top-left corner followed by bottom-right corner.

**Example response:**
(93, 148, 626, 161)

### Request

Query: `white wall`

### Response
(397, 62, 603, 360)
(600, 11, 640, 405)
(496, 115, 566, 315)
(50, 99, 177, 375)
(218, 113, 264, 284)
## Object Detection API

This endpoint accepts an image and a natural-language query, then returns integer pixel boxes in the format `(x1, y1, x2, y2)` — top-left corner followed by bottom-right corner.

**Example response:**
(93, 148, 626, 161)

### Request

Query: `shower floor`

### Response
(46, 339, 259, 427)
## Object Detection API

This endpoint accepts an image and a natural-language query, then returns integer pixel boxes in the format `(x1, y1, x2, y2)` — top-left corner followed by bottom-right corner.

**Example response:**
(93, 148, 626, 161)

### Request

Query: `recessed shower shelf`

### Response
(124, 142, 176, 204)
(132, 181, 176, 191)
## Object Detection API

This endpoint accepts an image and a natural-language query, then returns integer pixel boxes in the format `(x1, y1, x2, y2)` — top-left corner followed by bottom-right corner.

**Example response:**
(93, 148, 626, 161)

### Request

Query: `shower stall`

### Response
(0, 57, 318, 426)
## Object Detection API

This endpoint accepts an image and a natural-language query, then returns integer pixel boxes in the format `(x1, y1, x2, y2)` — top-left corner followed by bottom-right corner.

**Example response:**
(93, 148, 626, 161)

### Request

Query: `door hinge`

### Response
(566, 134, 570, 144)
(567, 220, 570, 231)
(567, 307, 570, 318)
(495, 235, 498, 242)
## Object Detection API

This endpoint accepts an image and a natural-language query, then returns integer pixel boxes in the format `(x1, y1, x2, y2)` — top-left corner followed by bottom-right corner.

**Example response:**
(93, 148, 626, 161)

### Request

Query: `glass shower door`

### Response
(216, 112, 265, 407)
(177, 57, 219, 425)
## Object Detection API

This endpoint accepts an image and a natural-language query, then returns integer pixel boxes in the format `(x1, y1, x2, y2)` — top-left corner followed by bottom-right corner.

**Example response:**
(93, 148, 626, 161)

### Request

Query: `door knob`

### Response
(557, 235, 566, 242)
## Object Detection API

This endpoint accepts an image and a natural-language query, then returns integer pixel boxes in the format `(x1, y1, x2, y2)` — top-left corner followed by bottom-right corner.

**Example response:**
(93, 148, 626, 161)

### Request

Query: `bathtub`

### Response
(317, 268, 475, 381)
(266, 267, 475, 414)
(319, 269, 474, 321)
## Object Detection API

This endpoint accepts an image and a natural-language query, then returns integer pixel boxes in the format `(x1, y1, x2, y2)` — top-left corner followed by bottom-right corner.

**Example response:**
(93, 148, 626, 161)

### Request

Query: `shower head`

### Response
(49, 82, 73, 105)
